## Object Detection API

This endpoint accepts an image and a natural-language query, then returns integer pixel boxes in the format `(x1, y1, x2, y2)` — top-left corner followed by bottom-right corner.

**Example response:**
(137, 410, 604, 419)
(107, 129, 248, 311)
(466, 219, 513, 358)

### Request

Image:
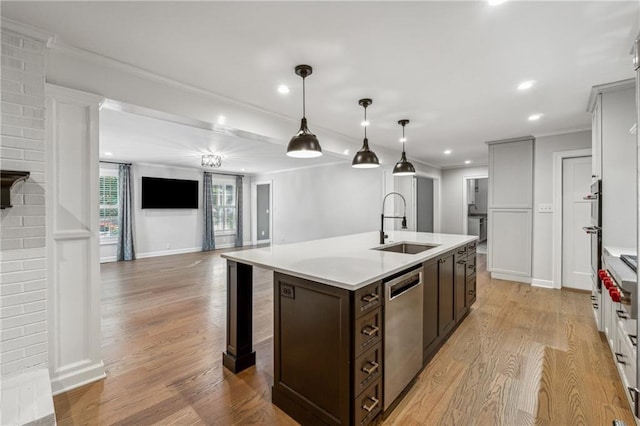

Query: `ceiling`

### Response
(100, 106, 344, 174)
(3, 1, 639, 169)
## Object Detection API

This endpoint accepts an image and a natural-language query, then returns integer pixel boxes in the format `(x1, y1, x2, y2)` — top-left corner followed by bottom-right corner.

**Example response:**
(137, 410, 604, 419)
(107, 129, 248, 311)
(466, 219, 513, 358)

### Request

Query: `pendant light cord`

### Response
(302, 76, 306, 119)
(402, 123, 406, 152)
(364, 105, 367, 139)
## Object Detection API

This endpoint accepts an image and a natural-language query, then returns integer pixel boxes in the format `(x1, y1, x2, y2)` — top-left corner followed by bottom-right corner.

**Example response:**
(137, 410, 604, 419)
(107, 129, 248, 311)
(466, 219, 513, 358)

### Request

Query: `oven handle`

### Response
(582, 226, 601, 234)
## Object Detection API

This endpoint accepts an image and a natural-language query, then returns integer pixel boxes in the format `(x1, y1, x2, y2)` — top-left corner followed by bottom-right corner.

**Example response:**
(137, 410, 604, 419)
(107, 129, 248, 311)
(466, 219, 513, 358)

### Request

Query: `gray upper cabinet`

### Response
(488, 139, 534, 209)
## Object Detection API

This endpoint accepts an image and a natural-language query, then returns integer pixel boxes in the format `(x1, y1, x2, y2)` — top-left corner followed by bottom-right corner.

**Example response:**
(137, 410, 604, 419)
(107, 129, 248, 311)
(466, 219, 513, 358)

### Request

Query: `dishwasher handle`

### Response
(387, 271, 423, 301)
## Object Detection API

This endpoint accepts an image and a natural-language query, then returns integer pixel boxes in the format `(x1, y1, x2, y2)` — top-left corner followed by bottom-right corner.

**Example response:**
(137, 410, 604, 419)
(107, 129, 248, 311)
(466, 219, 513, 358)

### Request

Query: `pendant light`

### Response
(393, 119, 416, 176)
(286, 65, 322, 158)
(352, 98, 380, 168)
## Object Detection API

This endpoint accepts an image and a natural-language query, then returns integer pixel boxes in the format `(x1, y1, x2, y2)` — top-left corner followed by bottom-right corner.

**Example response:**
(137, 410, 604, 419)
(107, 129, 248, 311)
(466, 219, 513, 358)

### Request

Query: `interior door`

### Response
(257, 183, 270, 242)
(562, 156, 592, 290)
(416, 176, 434, 232)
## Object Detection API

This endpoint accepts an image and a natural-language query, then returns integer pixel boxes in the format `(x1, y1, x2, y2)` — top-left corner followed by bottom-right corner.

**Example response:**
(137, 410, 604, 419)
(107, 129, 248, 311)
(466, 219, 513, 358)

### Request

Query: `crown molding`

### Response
(532, 126, 591, 139)
(484, 135, 535, 146)
(1, 18, 55, 43)
(440, 163, 489, 171)
(586, 78, 635, 112)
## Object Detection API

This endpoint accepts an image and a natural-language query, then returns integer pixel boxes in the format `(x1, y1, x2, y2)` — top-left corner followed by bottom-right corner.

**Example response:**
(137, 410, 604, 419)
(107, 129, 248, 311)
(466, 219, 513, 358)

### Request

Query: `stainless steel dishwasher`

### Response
(384, 266, 423, 411)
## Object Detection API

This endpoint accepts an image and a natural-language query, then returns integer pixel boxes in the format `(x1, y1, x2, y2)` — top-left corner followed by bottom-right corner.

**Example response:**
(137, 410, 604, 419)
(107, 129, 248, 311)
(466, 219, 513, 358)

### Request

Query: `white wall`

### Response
(441, 166, 489, 234)
(0, 26, 48, 377)
(100, 163, 251, 262)
(532, 130, 591, 282)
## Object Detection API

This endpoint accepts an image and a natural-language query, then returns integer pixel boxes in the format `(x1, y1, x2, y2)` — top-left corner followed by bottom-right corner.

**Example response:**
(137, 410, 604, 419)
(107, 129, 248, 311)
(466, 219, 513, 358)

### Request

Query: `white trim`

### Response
(100, 256, 117, 264)
(251, 180, 273, 245)
(533, 126, 591, 139)
(0, 17, 55, 43)
(46, 83, 104, 104)
(135, 246, 202, 259)
(587, 78, 636, 112)
(440, 163, 488, 171)
(552, 148, 592, 290)
(461, 174, 488, 235)
(490, 272, 532, 284)
(531, 278, 555, 289)
(255, 160, 346, 176)
(51, 361, 106, 395)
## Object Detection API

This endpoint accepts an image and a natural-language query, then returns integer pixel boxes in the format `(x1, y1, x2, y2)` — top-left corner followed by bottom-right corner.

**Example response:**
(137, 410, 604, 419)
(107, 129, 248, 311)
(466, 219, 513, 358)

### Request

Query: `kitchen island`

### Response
(222, 231, 478, 425)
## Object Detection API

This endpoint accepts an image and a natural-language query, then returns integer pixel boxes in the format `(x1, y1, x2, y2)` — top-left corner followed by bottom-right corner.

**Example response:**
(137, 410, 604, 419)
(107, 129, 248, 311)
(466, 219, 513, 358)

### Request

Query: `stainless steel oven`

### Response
(583, 179, 602, 289)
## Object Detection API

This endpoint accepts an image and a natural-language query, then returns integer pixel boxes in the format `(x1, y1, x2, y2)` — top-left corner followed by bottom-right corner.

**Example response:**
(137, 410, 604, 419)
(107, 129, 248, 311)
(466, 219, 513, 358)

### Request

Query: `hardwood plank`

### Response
(54, 249, 635, 425)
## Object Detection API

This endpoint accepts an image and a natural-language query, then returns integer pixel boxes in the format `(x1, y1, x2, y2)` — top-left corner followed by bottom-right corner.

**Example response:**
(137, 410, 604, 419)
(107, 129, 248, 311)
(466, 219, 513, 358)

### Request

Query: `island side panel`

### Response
(222, 260, 256, 373)
(272, 272, 352, 425)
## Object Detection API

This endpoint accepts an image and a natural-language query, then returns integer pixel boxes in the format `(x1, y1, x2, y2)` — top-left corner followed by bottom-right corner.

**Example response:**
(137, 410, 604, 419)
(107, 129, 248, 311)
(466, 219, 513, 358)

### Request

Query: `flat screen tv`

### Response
(141, 177, 199, 209)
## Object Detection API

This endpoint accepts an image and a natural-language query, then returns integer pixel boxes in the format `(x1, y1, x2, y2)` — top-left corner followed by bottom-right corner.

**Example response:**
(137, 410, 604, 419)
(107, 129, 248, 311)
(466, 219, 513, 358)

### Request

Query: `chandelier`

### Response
(202, 154, 222, 168)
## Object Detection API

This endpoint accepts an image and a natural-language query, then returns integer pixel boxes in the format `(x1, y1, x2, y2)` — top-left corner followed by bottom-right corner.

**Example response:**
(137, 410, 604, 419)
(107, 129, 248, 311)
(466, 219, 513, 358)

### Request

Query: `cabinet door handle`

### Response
(592, 303, 598, 309)
(457, 260, 467, 265)
(362, 396, 379, 413)
(468, 290, 476, 295)
(629, 387, 637, 403)
(615, 352, 626, 365)
(362, 360, 379, 375)
(362, 325, 379, 336)
(361, 293, 379, 304)
(616, 310, 629, 320)
(629, 334, 637, 347)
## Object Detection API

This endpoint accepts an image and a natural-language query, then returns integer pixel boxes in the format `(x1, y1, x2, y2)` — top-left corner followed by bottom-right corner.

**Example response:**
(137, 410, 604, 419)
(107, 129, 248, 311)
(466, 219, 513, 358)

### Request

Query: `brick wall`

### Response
(0, 28, 48, 377)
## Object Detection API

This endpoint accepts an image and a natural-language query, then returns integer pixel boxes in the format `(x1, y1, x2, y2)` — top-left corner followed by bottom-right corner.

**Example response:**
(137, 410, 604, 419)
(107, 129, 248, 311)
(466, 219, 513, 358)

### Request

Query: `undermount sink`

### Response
(373, 242, 439, 254)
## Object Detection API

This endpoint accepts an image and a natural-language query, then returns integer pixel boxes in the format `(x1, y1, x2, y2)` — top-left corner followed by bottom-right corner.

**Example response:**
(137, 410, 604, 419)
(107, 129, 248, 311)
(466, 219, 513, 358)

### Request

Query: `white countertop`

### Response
(604, 246, 637, 257)
(222, 231, 478, 290)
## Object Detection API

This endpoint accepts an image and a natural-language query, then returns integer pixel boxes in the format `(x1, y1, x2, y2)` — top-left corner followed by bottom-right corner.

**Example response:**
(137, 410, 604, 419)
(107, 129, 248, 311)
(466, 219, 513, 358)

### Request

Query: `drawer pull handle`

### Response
(361, 293, 379, 304)
(592, 303, 598, 309)
(629, 334, 637, 347)
(629, 387, 636, 403)
(362, 396, 379, 413)
(616, 310, 629, 320)
(468, 290, 476, 295)
(457, 260, 467, 265)
(362, 361, 379, 375)
(362, 325, 379, 336)
(615, 352, 626, 365)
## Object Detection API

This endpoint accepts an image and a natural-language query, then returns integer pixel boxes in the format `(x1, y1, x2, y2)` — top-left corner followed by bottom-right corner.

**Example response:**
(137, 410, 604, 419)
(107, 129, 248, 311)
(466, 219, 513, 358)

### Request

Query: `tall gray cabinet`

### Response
(486, 137, 534, 282)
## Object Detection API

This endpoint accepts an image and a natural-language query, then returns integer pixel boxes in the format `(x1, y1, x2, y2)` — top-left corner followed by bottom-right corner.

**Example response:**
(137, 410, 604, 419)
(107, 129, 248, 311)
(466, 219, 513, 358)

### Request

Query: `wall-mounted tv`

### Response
(141, 177, 199, 209)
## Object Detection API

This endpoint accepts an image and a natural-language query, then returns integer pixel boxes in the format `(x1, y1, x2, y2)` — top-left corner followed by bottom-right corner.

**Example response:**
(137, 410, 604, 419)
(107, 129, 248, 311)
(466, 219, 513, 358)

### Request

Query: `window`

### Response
(212, 182, 236, 232)
(100, 170, 119, 242)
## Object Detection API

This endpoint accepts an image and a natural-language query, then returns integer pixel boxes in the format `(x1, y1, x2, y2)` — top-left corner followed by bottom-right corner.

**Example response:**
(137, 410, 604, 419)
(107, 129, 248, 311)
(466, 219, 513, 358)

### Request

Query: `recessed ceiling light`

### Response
(240, 168, 246, 171)
(360, 120, 370, 127)
(343, 149, 350, 155)
(217, 115, 227, 125)
(488, 0, 506, 5)
(517, 80, 536, 91)
(277, 85, 290, 94)
(528, 113, 543, 121)
(465, 160, 471, 164)
(104, 152, 113, 156)
(444, 150, 452, 155)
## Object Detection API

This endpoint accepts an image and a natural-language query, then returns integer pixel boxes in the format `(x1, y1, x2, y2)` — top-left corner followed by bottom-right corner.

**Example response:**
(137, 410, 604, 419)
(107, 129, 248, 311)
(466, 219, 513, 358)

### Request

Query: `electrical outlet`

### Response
(538, 204, 553, 213)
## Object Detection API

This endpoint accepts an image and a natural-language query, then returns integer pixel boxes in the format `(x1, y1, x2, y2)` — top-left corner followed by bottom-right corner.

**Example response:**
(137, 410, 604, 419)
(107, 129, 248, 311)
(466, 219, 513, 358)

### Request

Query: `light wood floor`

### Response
(53, 249, 635, 425)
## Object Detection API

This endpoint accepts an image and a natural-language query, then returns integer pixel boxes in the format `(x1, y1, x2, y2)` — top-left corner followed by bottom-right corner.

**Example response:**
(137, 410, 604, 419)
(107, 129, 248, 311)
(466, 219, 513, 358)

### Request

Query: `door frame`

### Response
(251, 180, 273, 245)
(552, 148, 592, 289)
(461, 174, 488, 235)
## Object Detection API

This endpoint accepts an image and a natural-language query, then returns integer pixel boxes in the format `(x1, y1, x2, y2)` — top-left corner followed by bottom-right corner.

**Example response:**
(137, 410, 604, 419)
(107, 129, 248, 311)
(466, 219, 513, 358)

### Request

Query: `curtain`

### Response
(203, 172, 216, 251)
(235, 175, 243, 247)
(117, 164, 135, 261)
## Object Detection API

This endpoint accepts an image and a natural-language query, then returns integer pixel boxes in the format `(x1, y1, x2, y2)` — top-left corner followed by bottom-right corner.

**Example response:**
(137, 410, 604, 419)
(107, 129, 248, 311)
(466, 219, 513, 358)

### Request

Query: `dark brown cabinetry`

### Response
(423, 243, 477, 364)
(273, 273, 382, 425)
(438, 251, 456, 337)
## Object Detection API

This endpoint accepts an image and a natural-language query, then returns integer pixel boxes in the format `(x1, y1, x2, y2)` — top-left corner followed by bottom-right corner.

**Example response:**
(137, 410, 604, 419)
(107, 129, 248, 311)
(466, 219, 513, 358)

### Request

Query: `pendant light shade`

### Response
(393, 119, 416, 176)
(287, 65, 322, 158)
(352, 98, 380, 168)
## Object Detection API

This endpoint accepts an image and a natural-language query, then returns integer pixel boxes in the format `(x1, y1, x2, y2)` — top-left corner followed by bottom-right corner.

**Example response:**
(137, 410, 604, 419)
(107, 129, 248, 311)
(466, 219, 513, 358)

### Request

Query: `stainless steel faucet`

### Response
(380, 192, 407, 244)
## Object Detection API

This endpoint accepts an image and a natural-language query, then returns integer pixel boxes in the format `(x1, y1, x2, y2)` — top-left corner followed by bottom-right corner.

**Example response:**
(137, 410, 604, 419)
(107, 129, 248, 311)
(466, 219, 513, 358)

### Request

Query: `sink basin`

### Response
(373, 242, 439, 254)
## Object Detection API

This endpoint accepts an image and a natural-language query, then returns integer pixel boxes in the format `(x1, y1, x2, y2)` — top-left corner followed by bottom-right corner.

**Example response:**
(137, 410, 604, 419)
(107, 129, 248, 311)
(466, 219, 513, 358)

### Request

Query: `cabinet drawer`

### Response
(353, 343, 382, 397)
(467, 255, 477, 277)
(354, 309, 382, 356)
(616, 318, 637, 390)
(354, 378, 382, 426)
(456, 245, 468, 256)
(467, 241, 477, 254)
(354, 282, 382, 319)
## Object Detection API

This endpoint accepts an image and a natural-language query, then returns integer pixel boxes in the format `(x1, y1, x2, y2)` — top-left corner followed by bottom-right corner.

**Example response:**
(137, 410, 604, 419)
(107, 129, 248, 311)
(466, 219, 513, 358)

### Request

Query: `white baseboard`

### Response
(135, 246, 202, 259)
(50, 361, 106, 396)
(100, 255, 117, 263)
(531, 278, 555, 289)
(490, 272, 532, 284)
